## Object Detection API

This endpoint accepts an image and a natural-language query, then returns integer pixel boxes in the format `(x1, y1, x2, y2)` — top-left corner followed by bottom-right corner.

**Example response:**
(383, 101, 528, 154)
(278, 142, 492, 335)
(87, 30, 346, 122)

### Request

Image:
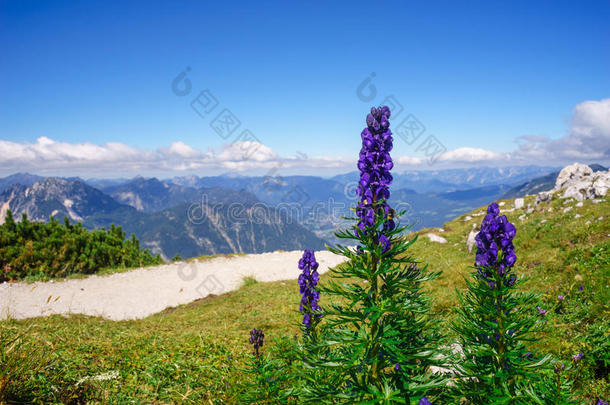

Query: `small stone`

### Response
(547, 207, 554, 212)
(518, 214, 526, 220)
(514, 198, 525, 210)
(574, 274, 583, 281)
(597, 216, 603, 221)
(463, 215, 472, 221)
(540, 219, 547, 224)
(574, 214, 581, 219)
(498, 202, 505, 206)
(563, 207, 573, 214)
(575, 202, 583, 207)
(585, 220, 591, 225)
(427, 234, 447, 243)
(438, 228, 445, 232)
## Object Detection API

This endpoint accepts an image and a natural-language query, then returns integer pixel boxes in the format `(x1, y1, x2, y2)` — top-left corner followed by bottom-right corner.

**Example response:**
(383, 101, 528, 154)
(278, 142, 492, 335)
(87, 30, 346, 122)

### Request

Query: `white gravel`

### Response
(0, 250, 346, 321)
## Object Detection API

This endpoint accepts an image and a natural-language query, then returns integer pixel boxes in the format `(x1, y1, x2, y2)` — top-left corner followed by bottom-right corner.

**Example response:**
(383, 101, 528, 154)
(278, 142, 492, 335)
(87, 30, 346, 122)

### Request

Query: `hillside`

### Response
(1, 192, 607, 402)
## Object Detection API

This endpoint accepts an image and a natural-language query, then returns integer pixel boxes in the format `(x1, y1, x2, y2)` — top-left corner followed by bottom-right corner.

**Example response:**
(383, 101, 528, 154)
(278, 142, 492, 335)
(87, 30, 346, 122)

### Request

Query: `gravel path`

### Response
(0, 250, 346, 321)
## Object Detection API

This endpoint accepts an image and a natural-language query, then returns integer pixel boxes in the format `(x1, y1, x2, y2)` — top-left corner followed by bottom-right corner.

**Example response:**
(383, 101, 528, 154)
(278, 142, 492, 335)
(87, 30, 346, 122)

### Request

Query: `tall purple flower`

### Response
(474, 202, 517, 286)
(298, 249, 321, 327)
(356, 106, 395, 251)
(249, 328, 264, 358)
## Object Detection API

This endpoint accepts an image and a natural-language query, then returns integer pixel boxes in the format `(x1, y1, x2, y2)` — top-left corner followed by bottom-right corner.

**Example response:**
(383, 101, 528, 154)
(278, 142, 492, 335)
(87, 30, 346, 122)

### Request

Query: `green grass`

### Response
(1, 196, 608, 403)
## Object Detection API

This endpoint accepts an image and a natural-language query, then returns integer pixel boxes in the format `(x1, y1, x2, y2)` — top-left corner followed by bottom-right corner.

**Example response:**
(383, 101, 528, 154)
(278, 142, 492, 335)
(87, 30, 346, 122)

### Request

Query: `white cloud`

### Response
(438, 147, 503, 163)
(160, 141, 203, 158)
(510, 98, 610, 163)
(395, 155, 423, 165)
(0, 137, 354, 176)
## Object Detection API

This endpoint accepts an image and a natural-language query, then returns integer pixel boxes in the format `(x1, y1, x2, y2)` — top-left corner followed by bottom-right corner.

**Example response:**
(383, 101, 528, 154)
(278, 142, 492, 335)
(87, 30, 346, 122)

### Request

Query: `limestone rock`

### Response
(535, 191, 552, 206)
(466, 224, 478, 253)
(427, 233, 447, 244)
(552, 162, 610, 201)
(514, 198, 525, 210)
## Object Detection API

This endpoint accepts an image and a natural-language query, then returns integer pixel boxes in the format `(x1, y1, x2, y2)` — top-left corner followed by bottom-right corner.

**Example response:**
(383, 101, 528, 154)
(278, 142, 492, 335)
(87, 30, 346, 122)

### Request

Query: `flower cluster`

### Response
(249, 328, 264, 357)
(298, 249, 321, 328)
(474, 202, 517, 286)
(355, 106, 395, 251)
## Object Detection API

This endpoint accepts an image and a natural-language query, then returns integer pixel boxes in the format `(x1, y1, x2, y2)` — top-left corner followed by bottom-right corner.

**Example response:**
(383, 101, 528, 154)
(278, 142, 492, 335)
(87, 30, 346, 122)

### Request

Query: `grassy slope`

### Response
(1, 196, 608, 403)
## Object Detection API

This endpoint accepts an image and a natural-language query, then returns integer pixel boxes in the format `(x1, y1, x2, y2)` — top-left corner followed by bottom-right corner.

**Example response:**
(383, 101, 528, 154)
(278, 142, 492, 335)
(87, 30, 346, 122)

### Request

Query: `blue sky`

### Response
(1, 0, 609, 177)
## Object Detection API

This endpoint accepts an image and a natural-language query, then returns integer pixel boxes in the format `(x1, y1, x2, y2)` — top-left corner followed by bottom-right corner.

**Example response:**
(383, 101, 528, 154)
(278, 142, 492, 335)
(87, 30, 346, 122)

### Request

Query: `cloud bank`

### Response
(1, 99, 608, 177)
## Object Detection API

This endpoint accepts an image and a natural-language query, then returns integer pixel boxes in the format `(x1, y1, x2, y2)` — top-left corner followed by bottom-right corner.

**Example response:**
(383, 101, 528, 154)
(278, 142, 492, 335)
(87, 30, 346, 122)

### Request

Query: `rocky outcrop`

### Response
(529, 163, 609, 205)
(551, 163, 609, 202)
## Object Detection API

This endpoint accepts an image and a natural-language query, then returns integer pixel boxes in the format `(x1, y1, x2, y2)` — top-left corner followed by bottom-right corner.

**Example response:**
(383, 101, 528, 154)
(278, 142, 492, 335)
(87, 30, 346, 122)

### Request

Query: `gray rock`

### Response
(427, 234, 447, 244)
(563, 207, 573, 214)
(576, 202, 583, 207)
(514, 198, 525, 210)
(535, 191, 553, 206)
(552, 162, 610, 201)
(466, 224, 478, 253)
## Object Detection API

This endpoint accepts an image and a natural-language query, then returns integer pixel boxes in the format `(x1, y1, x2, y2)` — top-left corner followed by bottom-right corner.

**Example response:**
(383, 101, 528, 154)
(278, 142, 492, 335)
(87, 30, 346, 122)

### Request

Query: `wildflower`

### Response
(474, 202, 516, 284)
(537, 306, 547, 316)
(523, 351, 532, 358)
(554, 362, 565, 373)
(419, 397, 432, 405)
(298, 249, 321, 327)
(394, 363, 400, 371)
(597, 400, 608, 405)
(356, 106, 394, 252)
(579, 284, 584, 291)
(572, 352, 583, 362)
(558, 295, 564, 301)
(249, 328, 264, 358)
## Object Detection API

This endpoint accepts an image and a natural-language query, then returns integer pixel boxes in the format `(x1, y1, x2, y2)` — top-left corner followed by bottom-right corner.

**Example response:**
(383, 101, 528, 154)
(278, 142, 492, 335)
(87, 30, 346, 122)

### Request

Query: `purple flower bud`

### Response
(554, 362, 565, 373)
(394, 363, 399, 371)
(298, 250, 321, 328)
(579, 284, 584, 291)
(419, 397, 432, 405)
(537, 306, 547, 316)
(558, 295, 564, 301)
(572, 352, 583, 362)
(249, 328, 264, 357)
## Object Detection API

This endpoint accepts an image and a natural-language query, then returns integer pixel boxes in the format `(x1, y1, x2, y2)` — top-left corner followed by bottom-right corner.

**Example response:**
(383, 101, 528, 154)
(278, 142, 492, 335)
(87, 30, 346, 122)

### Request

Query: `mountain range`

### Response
(1, 165, 602, 259)
(0, 178, 324, 259)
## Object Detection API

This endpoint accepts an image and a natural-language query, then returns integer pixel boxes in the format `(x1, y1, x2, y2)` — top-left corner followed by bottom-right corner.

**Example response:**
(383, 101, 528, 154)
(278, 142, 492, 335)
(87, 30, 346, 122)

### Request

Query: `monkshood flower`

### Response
(355, 106, 395, 252)
(249, 328, 264, 358)
(598, 399, 608, 405)
(419, 397, 432, 405)
(554, 362, 565, 373)
(298, 249, 321, 327)
(474, 202, 517, 285)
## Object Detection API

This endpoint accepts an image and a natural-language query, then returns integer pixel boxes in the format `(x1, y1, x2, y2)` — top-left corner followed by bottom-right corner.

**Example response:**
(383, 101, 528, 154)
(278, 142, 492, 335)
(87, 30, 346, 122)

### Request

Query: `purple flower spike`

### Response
(249, 328, 264, 357)
(419, 397, 432, 405)
(355, 106, 395, 251)
(474, 202, 517, 286)
(298, 249, 321, 328)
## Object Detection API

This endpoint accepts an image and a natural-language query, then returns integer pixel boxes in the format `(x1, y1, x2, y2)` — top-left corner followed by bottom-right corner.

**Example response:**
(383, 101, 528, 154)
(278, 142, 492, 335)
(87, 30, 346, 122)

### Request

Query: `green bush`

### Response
(0, 210, 162, 281)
